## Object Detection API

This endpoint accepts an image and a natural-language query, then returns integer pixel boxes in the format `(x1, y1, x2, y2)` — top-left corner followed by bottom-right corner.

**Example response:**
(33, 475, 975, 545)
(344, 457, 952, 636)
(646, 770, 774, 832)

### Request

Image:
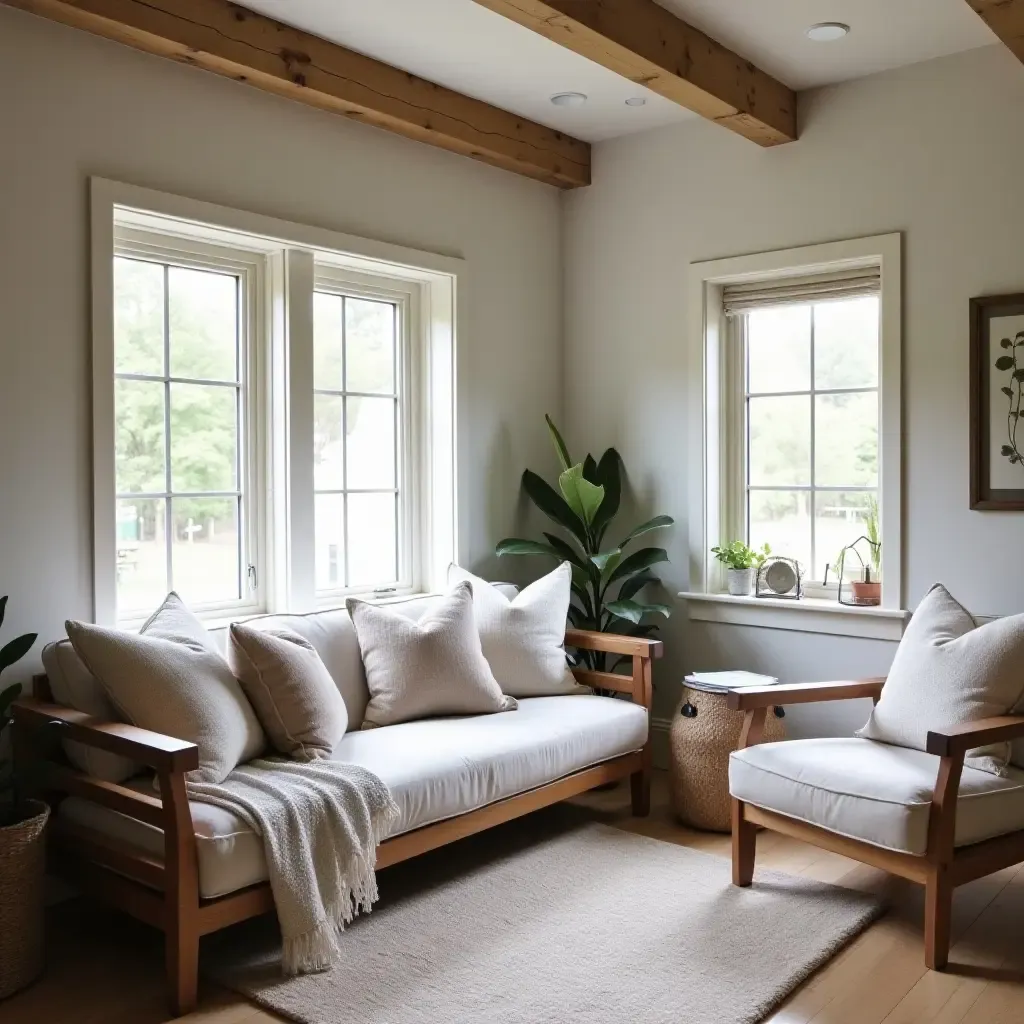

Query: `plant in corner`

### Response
(0, 595, 48, 1000)
(495, 416, 674, 671)
(710, 541, 771, 597)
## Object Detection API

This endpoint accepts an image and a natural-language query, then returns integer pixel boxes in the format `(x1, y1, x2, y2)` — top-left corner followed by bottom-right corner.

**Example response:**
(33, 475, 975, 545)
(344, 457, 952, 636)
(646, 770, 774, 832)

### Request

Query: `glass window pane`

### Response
(749, 395, 811, 486)
(171, 496, 240, 604)
(815, 392, 878, 487)
(116, 498, 166, 614)
(815, 492, 879, 582)
(346, 396, 396, 490)
(115, 378, 165, 494)
(314, 292, 343, 391)
(748, 490, 811, 573)
(347, 493, 397, 586)
(345, 298, 395, 395)
(168, 266, 237, 382)
(315, 493, 346, 591)
(314, 394, 344, 490)
(747, 306, 810, 394)
(169, 383, 237, 493)
(814, 296, 879, 390)
(114, 258, 164, 376)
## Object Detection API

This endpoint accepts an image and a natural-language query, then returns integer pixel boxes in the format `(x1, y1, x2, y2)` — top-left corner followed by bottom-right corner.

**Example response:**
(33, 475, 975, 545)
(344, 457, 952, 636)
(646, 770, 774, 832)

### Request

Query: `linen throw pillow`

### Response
(448, 562, 588, 698)
(857, 583, 1024, 775)
(227, 623, 348, 760)
(65, 593, 265, 784)
(347, 581, 518, 728)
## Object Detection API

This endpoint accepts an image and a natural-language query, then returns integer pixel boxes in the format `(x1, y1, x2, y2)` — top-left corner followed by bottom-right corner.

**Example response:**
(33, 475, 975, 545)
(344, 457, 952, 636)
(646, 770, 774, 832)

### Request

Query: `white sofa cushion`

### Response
(59, 695, 647, 898)
(729, 737, 1024, 856)
(449, 563, 588, 698)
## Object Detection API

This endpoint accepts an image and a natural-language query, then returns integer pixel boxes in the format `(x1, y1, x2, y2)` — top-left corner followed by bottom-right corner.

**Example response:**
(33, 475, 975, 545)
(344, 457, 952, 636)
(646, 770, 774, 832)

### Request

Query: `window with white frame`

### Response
(686, 234, 902, 620)
(93, 180, 457, 627)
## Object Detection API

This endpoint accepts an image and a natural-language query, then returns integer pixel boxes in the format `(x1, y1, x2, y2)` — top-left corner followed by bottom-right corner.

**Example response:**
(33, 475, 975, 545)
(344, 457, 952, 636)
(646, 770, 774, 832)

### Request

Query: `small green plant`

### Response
(0, 596, 37, 827)
(711, 541, 771, 571)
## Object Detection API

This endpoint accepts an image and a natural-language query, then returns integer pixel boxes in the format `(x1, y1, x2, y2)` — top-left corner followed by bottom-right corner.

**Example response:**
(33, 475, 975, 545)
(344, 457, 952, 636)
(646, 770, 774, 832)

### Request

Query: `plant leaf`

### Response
(608, 547, 670, 584)
(590, 449, 622, 539)
(619, 514, 674, 549)
(545, 414, 573, 473)
(1014, 369, 1024, 382)
(996, 355, 1014, 371)
(566, 604, 590, 629)
(1002, 338, 1013, 348)
(617, 571, 659, 602)
(582, 454, 599, 484)
(1002, 445, 1015, 456)
(542, 532, 586, 567)
(591, 549, 622, 582)
(0, 596, 6, 631)
(0, 682, 21, 717)
(0, 632, 36, 675)
(558, 464, 605, 527)
(570, 581, 595, 618)
(522, 469, 588, 544)
(495, 538, 560, 559)
(1002, 387, 1014, 397)
(605, 599, 672, 625)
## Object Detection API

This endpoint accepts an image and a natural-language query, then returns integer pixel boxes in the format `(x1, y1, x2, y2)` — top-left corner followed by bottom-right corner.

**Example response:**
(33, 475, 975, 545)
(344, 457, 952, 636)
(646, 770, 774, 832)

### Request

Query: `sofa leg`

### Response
(924, 867, 952, 971)
(731, 799, 756, 887)
(166, 919, 199, 1017)
(630, 764, 651, 818)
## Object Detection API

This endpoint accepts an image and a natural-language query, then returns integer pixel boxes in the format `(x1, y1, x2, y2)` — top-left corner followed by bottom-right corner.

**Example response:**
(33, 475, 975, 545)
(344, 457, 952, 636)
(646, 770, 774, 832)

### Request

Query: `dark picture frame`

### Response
(970, 293, 1024, 510)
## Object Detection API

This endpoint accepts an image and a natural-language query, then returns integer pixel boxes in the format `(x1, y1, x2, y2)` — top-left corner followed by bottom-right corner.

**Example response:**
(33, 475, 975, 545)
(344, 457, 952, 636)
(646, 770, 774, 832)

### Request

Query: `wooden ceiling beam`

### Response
(3, 0, 590, 188)
(470, 0, 797, 146)
(966, 0, 1024, 62)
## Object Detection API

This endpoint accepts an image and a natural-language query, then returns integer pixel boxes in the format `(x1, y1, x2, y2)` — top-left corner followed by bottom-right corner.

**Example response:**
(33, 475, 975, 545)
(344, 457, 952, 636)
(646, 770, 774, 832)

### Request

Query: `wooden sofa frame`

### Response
(728, 679, 1024, 971)
(12, 628, 661, 1016)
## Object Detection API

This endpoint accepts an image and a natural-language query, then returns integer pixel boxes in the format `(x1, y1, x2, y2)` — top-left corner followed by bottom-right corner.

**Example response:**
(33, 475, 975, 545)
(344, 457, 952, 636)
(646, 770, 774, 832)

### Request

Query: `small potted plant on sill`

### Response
(0, 595, 45, 1000)
(710, 541, 771, 597)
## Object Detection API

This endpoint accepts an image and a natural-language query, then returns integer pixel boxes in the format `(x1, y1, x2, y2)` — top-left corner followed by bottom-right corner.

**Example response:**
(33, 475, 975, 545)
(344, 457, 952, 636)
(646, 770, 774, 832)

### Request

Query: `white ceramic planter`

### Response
(726, 567, 755, 596)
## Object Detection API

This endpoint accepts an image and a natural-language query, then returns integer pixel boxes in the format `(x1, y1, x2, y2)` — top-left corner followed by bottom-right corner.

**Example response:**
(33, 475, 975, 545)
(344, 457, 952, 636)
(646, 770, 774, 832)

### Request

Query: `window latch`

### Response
(373, 586, 397, 596)
(247, 564, 258, 591)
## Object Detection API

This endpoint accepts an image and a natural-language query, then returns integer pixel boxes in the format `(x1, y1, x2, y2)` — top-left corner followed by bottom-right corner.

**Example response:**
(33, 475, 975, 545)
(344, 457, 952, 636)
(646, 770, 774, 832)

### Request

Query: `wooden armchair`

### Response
(728, 679, 1024, 971)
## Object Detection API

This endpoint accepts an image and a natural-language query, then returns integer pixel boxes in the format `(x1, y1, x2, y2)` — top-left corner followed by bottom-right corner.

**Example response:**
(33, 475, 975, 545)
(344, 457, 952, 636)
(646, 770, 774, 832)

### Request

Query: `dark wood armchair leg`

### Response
(630, 764, 651, 817)
(167, 920, 200, 1016)
(924, 867, 952, 971)
(732, 799, 756, 887)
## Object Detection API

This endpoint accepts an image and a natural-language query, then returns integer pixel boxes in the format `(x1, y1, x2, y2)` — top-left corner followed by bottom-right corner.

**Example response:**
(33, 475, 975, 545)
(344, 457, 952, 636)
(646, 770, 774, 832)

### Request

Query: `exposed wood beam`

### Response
(2, 0, 590, 188)
(966, 0, 1024, 62)
(470, 0, 797, 146)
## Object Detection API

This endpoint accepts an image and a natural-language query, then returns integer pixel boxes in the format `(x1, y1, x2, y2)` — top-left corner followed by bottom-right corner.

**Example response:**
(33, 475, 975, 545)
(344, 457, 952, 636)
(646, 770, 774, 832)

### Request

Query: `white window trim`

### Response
(683, 233, 905, 641)
(91, 177, 461, 627)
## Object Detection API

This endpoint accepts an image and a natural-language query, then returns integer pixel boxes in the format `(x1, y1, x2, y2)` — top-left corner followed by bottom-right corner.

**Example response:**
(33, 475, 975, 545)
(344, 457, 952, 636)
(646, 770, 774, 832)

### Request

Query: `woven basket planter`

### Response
(669, 688, 785, 832)
(0, 800, 50, 999)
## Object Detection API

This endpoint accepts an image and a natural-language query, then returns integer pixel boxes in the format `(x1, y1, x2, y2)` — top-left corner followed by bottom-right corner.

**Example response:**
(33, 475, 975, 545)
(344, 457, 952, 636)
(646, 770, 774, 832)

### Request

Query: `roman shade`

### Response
(722, 266, 880, 316)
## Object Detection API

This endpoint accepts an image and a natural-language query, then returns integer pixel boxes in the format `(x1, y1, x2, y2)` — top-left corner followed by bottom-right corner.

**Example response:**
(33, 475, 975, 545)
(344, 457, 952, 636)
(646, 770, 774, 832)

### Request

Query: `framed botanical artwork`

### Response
(970, 293, 1024, 510)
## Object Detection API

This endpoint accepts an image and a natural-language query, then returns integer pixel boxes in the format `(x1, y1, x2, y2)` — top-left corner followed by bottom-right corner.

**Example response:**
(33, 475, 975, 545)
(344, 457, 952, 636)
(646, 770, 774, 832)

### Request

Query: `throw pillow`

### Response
(448, 562, 588, 697)
(227, 623, 349, 760)
(347, 581, 518, 728)
(65, 593, 265, 784)
(857, 583, 1024, 775)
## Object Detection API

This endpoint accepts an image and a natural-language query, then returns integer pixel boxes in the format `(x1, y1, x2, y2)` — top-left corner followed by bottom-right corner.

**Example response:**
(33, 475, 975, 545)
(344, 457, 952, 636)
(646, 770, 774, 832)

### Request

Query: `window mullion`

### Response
(809, 304, 817, 580)
(341, 296, 350, 590)
(163, 263, 174, 593)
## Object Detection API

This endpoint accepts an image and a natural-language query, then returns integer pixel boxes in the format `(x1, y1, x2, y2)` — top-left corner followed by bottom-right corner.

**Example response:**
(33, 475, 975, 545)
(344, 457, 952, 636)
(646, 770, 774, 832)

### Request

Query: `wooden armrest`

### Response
(926, 716, 1024, 757)
(564, 629, 664, 659)
(12, 697, 199, 774)
(727, 678, 886, 711)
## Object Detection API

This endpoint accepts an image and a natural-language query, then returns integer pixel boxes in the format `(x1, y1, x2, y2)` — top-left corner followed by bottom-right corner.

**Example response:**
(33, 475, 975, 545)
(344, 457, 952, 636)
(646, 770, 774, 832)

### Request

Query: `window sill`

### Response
(677, 591, 908, 641)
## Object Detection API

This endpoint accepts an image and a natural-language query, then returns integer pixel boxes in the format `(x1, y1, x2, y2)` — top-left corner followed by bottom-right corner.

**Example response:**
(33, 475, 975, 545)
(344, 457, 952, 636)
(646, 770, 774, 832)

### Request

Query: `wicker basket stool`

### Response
(669, 687, 785, 832)
(0, 800, 50, 999)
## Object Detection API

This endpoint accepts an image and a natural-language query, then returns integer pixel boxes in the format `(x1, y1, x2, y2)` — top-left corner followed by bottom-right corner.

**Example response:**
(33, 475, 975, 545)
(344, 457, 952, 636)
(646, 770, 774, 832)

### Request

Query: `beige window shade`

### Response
(722, 266, 880, 316)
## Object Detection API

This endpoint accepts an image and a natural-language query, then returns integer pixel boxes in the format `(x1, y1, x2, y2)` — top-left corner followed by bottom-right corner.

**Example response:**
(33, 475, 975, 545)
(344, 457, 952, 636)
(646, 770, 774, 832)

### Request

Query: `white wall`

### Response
(563, 44, 1024, 735)
(0, 8, 562, 674)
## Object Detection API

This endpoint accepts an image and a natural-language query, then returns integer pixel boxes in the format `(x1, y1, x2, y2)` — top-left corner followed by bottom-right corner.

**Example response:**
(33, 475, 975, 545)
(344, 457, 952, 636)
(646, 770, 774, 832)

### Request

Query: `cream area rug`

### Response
(208, 814, 883, 1024)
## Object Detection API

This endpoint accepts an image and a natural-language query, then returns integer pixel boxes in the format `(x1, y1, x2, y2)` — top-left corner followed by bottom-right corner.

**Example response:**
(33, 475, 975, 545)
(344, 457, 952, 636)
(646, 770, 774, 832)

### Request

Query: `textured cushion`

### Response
(65, 593, 265, 784)
(59, 695, 648, 898)
(730, 737, 1024, 855)
(857, 583, 1024, 775)
(448, 562, 588, 698)
(227, 623, 348, 760)
(348, 582, 517, 728)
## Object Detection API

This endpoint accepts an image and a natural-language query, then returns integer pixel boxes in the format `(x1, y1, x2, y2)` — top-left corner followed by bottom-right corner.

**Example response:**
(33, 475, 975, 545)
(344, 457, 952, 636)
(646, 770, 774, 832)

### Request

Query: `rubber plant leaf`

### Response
(545, 414, 573, 473)
(607, 547, 669, 584)
(558, 464, 605, 527)
(495, 539, 561, 559)
(0, 632, 36, 675)
(619, 514, 674, 549)
(521, 469, 588, 545)
(590, 449, 622, 540)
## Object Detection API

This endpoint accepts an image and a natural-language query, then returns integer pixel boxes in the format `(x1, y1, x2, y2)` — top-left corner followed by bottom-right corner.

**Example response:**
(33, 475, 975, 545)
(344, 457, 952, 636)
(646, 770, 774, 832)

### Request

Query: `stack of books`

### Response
(683, 671, 779, 694)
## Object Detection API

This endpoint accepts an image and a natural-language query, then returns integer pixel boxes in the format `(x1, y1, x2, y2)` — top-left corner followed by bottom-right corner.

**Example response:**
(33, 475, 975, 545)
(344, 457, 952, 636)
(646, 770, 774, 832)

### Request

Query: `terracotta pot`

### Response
(850, 580, 881, 606)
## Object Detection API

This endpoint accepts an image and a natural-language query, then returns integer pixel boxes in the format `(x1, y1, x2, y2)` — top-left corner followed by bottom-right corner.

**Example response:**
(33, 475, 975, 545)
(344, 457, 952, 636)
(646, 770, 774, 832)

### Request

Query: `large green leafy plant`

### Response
(0, 596, 37, 827)
(496, 417, 673, 670)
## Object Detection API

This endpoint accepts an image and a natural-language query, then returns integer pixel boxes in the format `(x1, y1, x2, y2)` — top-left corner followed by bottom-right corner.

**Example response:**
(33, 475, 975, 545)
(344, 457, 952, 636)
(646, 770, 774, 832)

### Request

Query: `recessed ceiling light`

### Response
(625, 96, 647, 107)
(550, 91, 587, 108)
(806, 22, 850, 42)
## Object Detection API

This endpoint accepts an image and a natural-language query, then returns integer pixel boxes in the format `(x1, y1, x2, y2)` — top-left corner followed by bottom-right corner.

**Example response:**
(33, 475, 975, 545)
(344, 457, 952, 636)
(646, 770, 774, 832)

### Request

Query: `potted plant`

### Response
(0, 595, 45, 1000)
(710, 541, 771, 596)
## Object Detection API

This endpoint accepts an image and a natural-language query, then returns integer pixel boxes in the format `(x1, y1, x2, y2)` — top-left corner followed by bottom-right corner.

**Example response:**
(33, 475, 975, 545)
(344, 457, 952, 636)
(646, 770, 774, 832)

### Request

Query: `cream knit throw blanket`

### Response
(187, 759, 399, 975)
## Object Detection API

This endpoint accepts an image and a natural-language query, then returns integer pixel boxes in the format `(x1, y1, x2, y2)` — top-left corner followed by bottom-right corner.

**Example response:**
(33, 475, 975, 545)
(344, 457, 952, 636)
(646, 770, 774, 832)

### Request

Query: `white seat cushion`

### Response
(730, 737, 1024, 856)
(60, 694, 646, 898)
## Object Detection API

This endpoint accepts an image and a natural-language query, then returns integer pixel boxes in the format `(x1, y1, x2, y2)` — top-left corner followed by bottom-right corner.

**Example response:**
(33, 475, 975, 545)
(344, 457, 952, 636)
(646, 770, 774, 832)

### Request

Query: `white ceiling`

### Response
(236, 0, 998, 142)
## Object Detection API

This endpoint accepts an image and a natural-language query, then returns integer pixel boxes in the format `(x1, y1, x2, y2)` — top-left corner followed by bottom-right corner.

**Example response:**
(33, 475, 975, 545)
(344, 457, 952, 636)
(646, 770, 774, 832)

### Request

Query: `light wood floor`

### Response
(6, 770, 1024, 1024)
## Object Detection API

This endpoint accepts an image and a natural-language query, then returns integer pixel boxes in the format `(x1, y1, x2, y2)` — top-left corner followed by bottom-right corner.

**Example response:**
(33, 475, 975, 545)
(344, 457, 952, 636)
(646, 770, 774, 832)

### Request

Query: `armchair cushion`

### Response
(730, 738, 1024, 855)
(857, 584, 1024, 775)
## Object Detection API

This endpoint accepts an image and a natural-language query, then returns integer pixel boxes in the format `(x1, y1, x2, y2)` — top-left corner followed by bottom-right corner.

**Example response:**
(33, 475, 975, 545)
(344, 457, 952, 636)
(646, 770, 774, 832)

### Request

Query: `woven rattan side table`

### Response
(669, 684, 785, 832)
